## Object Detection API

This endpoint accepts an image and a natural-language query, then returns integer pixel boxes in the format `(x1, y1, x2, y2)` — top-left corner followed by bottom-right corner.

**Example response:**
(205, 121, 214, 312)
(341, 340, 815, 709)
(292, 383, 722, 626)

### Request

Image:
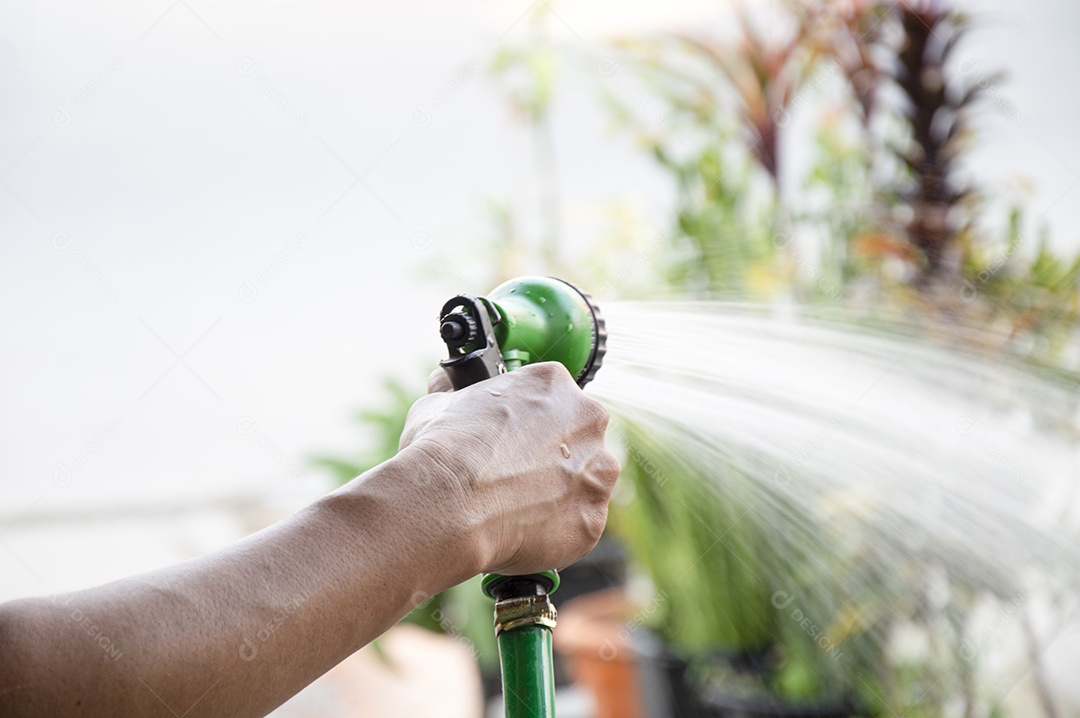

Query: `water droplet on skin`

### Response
(560, 444, 571, 459)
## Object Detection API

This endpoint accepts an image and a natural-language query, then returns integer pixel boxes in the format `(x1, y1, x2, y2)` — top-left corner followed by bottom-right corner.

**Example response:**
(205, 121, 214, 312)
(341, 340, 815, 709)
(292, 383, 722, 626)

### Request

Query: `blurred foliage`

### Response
(597, 0, 1080, 714)
(603, 0, 1080, 355)
(613, 417, 895, 708)
(311, 378, 419, 482)
(614, 424, 777, 654)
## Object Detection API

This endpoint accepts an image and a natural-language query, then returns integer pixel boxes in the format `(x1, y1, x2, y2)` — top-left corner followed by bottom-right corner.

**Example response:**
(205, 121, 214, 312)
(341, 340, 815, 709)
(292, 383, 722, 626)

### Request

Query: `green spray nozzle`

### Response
(438, 276, 606, 392)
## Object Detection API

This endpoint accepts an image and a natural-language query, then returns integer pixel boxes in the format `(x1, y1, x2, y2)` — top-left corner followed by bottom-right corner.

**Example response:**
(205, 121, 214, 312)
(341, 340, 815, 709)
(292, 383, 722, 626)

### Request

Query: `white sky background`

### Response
(1, 0, 1079, 602)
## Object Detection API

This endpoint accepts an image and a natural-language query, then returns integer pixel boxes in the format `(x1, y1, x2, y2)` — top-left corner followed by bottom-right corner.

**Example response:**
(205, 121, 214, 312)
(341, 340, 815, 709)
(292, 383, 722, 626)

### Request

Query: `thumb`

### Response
(427, 368, 454, 394)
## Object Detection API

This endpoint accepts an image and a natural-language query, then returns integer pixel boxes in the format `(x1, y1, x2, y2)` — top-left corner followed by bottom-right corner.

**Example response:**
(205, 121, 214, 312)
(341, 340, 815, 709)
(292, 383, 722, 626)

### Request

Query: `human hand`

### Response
(397, 362, 620, 577)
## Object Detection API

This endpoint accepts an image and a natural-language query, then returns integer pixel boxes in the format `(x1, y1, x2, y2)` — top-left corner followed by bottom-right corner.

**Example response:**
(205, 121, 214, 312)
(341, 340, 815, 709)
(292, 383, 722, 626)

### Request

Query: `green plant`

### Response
(612, 418, 888, 708)
(613, 423, 776, 654)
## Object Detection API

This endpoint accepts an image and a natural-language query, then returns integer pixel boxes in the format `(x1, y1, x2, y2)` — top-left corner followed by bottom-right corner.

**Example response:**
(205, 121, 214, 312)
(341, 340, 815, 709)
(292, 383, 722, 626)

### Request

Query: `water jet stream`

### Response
(587, 301, 1080, 706)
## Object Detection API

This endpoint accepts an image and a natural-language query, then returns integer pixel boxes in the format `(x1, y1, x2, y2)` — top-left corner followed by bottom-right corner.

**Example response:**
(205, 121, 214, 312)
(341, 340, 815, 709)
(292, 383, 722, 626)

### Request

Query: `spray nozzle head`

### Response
(438, 276, 606, 391)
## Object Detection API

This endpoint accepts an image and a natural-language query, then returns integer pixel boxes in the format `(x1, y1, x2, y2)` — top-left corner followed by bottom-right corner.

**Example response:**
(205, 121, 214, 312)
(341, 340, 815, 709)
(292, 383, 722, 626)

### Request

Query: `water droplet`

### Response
(560, 444, 571, 459)
(539, 296, 546, 303)
(487, 390, 502, 397)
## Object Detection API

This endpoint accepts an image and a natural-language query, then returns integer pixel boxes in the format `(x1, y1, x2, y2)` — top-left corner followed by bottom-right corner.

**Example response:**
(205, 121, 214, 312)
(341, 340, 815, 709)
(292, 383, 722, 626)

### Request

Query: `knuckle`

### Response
(525, 361, 556, 378)
(537, 361, 561, 375)
(531, 361, 572, 385)
(598, 452, 621, 484)
(580, 397, 609, 430)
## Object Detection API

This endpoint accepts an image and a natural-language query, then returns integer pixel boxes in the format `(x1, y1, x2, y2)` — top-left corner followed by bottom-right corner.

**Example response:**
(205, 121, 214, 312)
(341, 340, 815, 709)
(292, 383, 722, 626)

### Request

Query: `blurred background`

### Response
(3, 0, 1080, 716)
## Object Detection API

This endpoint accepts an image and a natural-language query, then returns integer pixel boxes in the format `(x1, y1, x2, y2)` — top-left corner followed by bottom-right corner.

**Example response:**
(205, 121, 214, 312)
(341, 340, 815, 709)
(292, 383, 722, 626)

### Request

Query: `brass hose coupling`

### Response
(494, 594, 558, 636)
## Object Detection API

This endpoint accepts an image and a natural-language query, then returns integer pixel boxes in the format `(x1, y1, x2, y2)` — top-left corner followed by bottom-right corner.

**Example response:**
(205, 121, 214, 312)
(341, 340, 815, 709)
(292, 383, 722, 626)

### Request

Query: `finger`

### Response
(427, 368, 453, 394)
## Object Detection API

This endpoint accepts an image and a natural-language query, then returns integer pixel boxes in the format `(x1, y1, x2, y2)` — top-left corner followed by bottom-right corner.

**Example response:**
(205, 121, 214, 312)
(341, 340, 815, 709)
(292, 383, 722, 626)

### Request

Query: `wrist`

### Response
(332, 446, 485, 599)
(391, 443, 488, 582)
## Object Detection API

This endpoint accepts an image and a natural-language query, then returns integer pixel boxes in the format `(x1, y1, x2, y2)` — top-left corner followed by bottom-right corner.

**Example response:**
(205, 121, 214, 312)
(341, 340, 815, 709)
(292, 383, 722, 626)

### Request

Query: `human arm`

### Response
(0, 362, 619, 717)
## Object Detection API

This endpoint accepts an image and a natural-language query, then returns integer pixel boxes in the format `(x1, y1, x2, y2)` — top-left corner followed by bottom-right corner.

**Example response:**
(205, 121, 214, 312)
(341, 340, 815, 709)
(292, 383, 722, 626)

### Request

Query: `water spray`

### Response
(438, 276, 606, 718)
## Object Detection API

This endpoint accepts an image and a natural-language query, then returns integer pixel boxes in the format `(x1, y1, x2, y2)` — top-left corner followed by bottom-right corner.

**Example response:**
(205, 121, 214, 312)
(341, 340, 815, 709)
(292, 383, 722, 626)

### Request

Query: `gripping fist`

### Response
(398, 362, 620, 576)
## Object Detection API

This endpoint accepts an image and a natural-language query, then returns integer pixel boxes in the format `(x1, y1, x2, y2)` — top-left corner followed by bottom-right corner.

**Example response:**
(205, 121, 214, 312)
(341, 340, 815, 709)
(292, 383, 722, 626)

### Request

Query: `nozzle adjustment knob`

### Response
(440, 312, 478, 348)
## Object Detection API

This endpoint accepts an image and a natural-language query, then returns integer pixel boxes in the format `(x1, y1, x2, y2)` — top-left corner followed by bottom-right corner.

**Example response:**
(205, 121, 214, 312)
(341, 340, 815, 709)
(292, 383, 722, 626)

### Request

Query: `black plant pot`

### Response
(480, 668, 503, 704)
(630, 630, 708, 718)
(698, 691, 853, 718)
(631, 631, 857, 718)
(556, 533, 628, 605)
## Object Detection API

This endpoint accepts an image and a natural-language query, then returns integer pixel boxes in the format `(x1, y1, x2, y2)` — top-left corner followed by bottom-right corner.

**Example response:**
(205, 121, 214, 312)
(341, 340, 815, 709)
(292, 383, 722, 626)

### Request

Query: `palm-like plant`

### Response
(827, 0, 888, 128)
(888, 1, 987, 280)
(671, 2, 832, 188)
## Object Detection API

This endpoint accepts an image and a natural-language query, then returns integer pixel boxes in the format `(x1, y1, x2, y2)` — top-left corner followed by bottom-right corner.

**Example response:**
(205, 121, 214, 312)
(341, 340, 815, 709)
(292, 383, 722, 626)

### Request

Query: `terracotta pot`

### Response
(554, 588, 644, 718)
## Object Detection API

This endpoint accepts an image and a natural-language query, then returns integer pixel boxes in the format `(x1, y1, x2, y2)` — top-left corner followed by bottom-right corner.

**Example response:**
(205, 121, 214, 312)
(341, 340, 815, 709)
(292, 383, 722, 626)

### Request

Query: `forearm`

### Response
(0, 448, 475, 718)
